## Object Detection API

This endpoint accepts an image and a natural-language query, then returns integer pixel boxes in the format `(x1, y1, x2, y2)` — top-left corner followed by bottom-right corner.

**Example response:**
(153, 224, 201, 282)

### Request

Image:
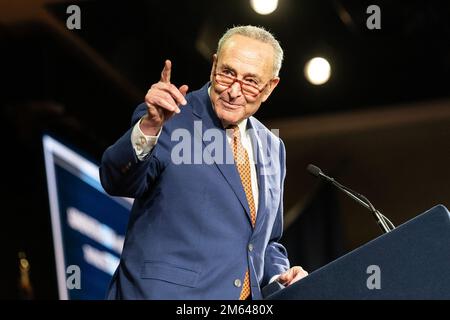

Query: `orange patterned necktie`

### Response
(229, 125, 256, 300)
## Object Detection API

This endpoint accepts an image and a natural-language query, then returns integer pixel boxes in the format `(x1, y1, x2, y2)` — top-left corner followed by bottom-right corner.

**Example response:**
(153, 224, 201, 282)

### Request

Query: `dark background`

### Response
(1, 0, 449, 299)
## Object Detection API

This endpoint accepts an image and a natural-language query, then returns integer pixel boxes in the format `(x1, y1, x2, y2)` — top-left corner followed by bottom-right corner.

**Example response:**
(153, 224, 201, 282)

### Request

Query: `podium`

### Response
(267, 205, 450, 299)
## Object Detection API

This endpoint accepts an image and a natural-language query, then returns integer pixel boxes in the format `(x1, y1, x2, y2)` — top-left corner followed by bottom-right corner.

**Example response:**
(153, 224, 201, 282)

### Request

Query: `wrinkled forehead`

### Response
(217, 35, 274, 78)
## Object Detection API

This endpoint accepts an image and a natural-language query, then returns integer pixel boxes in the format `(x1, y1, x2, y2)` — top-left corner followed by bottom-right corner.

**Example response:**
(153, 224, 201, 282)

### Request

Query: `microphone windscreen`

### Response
(306, 164, 322, 177)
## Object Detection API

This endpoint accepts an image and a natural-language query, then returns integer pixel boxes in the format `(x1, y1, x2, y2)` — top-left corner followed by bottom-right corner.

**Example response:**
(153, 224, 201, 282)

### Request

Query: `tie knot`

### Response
(227, 124, 240, 139)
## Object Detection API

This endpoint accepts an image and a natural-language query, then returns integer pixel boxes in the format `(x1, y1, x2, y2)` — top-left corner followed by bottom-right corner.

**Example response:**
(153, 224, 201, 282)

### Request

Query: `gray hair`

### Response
(217, 25, 284, 77)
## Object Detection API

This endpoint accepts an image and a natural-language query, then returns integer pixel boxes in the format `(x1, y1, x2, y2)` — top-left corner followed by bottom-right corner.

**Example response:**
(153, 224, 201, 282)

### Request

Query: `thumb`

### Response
(179, 84, 189, 96)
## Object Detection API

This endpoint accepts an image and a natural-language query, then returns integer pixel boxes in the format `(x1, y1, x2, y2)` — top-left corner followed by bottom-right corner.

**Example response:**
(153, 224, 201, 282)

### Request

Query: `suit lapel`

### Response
(192, 84, 252, 222)
(248, 118, 268, 230)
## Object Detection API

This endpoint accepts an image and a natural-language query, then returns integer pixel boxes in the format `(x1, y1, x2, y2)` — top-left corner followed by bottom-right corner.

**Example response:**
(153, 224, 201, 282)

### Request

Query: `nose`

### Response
(227, 81, 242, 100)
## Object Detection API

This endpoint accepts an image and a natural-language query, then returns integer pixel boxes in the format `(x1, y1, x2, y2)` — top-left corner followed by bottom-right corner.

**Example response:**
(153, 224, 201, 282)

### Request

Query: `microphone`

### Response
(306, 164, 394, 233)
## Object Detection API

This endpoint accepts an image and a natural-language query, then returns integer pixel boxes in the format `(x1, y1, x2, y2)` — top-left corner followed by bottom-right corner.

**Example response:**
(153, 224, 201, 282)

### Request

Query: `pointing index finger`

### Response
(160, 59, 172, 83)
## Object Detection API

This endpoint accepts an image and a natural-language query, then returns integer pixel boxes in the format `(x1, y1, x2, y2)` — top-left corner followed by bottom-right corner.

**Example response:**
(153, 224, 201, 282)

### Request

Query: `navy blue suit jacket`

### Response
(100, 83, 290, 299)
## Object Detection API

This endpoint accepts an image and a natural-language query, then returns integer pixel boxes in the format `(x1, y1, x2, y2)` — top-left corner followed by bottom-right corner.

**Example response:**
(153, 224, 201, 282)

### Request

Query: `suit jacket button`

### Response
(248, 243, 254, 252)
(234, 279, 242, 288)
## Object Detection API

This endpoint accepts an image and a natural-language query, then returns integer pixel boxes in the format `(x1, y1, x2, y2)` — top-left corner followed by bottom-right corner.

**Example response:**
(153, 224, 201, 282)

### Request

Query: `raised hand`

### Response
(141, 60, 189, 135)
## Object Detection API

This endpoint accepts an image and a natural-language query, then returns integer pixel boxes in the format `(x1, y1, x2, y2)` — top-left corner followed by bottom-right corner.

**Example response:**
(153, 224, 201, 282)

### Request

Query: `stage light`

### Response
(304, 57, 331, 85)
(250, 0, 278, 15)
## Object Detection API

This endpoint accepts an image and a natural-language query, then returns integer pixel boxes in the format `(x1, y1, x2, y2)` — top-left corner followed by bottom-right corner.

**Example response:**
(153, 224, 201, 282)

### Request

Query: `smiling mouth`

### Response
(220, 99, 242, 110)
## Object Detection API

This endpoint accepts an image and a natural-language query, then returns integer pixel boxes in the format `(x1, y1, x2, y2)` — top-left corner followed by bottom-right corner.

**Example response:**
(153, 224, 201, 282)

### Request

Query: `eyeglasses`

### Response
(213, 72, 270, 98)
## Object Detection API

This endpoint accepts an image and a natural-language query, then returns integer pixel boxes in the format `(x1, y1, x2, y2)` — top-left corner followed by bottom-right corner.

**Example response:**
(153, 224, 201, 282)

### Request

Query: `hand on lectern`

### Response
(278, 266, 308, 286)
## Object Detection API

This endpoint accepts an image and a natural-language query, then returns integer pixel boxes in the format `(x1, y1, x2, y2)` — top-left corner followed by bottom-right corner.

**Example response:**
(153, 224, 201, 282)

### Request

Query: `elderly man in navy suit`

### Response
(100, 25, 307, 299)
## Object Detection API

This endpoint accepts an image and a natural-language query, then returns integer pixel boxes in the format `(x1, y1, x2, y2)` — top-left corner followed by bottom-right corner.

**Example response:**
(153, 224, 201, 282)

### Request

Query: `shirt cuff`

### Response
(269, 274, 281, 284)
(131, 117, 161, 160)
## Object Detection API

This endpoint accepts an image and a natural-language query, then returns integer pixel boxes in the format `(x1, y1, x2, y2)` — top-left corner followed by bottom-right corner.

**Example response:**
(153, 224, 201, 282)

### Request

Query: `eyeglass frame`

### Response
(212, 64, 273, 98)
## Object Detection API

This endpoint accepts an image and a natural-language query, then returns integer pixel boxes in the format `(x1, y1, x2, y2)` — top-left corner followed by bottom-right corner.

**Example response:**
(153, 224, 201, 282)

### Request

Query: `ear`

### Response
(261, 77, 280, 103)
(210, 54, 218, 83)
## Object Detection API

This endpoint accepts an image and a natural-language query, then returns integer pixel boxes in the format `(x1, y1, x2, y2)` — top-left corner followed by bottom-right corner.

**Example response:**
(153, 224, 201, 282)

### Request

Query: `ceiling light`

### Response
(304, 57, 331, 85)
(250, 0, 278, 15)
